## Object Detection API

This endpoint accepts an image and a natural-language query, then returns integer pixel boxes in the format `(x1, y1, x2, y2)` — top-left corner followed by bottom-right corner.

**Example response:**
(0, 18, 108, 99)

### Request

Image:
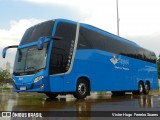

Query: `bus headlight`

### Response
(34, 76, 44, 83)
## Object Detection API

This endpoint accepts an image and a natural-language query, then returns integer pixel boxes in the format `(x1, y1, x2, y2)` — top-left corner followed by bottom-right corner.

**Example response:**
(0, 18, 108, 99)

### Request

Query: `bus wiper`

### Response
(25, 66, 36, 70)
(26, 66, 45, 73)
(36, 67, 45, 72)
(13, 69, 25, 75)
(16, 68, 24, 71)
(14, 68, 24, 72)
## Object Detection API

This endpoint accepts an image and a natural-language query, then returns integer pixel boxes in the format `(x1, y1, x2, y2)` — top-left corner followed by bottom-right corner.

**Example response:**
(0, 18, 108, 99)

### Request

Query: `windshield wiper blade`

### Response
(25, 66, 37, 73)
(16, 68, 24, 71)
(13, 69, 26, 75)
(14, 69, 24, 73)
(25, 66, 36, 71)
(36, 67, 45, 72)
(25, 66, 45, 73)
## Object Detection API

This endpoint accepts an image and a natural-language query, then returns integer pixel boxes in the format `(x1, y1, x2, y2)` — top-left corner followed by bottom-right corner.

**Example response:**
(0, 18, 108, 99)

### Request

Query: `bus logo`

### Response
(19, 77, 23, 80)
(110, 54, 118, 65)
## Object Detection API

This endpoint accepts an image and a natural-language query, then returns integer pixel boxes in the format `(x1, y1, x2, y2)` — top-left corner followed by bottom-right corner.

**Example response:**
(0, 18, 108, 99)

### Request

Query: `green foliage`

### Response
(0, 68, 12, 84)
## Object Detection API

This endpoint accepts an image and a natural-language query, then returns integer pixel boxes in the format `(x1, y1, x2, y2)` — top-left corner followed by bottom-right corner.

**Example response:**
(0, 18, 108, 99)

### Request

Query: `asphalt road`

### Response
(0, 91, 160, 120)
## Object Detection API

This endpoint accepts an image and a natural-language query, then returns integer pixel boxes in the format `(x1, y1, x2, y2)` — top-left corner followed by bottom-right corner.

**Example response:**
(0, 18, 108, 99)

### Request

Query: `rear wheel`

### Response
(73, 78, 89, 99)
(45, 93, 58, 98)
(143, 82, 150, 94)
(133, 82, 144, 95)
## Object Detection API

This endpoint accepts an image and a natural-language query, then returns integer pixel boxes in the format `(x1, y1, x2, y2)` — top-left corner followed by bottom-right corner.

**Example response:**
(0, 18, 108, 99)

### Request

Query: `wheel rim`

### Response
(139, 84, 143, 93)
(145, 84, 149, 92)
(78, 83, 86, 95)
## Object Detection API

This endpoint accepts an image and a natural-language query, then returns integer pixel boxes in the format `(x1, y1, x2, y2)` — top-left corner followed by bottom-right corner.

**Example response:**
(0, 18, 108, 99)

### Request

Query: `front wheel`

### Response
(73, 79, 89, 99)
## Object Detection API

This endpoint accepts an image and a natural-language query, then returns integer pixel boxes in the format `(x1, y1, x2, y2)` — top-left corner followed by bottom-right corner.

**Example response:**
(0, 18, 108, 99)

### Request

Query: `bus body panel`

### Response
(70, 49, 158, 92)
(13, 70, 51, 92)
(49, 75, 64, 92)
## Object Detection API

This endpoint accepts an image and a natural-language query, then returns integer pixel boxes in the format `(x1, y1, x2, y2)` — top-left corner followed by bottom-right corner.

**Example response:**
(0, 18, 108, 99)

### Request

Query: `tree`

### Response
(0, 68, 12, 84)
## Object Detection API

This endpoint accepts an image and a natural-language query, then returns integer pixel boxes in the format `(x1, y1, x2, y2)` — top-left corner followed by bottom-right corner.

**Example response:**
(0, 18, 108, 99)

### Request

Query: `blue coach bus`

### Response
(2, 19, 158, 99)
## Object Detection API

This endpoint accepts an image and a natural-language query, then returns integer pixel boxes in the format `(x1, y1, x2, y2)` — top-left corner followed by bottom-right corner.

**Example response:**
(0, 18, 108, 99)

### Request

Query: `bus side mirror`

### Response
(2, 45, 18, 58)
(37, 37, 45, 50)
(2, 48, 7, 58)
(37, 36, 62, 50)
(49, 36, 63, 40)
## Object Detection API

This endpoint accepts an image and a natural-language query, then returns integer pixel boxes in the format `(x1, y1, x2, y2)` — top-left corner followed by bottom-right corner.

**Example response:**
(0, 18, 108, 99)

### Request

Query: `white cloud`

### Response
(23, 0, 118, 34)
(23, 0, 95, 14)
(0, 19, 44, 46)
(0, 19, 44, 69)
(119, 0, 160, 36)
(23, 0, 160, 36)
(23, 0, 94, 22)
(82, 1, 117, 34)
(124, 34, 160, 57)
(23, 0, 97, 7)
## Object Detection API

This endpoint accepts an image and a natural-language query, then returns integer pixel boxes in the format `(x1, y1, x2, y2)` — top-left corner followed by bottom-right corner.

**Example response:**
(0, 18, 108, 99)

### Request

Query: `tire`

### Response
(73, 78, 89, 99)
(138, 82, 144, 94)
(143, 82, 150, 94)
(45, 93, 58, 98)
(133, 82, 144, 95)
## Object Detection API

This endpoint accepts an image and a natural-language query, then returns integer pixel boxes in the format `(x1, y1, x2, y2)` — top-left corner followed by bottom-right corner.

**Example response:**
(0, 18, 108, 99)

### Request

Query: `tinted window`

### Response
(77, 26, 156, 63)
(20, 20, 54, 45)
(50, 22, 77, 75)
(77, 27, 92, 49)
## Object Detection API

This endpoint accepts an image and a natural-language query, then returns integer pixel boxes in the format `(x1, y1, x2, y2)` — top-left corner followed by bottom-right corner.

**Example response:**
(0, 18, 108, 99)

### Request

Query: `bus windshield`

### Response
(13, 43, 49, 76)
(20, 20, 54, 45)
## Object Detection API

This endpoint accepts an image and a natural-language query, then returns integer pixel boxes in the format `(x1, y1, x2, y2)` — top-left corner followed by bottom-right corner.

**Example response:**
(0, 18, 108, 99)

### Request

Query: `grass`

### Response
(0, 87, 13, 91)
(149, 90, 160, 96)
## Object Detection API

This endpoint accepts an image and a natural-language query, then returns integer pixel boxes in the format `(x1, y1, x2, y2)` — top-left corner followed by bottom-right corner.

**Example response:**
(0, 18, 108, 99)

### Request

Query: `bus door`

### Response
(49, 21, 79, 92)
(49, 47, 66, 92)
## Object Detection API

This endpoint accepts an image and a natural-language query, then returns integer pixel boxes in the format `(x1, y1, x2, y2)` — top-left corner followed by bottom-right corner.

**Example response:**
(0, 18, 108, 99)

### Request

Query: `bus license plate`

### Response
(20, 86, 26, 90)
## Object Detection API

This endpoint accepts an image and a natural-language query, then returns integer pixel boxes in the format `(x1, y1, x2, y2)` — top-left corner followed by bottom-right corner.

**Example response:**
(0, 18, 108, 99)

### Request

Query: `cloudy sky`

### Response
(0, 0, 160, 69)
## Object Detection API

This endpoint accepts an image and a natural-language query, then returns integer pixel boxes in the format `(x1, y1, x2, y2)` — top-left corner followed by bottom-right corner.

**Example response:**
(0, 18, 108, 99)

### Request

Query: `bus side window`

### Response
(77, 27, 92, 49)
(52, 22, 76, 74)
(50, 48, 66, 75)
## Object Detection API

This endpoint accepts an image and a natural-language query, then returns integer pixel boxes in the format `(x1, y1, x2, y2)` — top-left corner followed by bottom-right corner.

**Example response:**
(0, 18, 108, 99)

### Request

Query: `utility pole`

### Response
(116, 0, 120, 36)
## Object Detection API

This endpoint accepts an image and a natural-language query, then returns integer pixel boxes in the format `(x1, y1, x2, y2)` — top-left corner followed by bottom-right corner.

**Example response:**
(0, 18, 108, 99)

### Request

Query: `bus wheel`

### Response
(73, 78, 89, 99)
(133, 82, 144, 95)
(45, 93, 58, 98)
(144, 82, 150, 94)
(138, 82, 144, 94)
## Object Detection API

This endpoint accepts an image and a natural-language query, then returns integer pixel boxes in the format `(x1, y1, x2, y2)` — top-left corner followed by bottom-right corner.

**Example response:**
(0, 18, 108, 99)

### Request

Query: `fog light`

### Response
(40, 84, 44, 89)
